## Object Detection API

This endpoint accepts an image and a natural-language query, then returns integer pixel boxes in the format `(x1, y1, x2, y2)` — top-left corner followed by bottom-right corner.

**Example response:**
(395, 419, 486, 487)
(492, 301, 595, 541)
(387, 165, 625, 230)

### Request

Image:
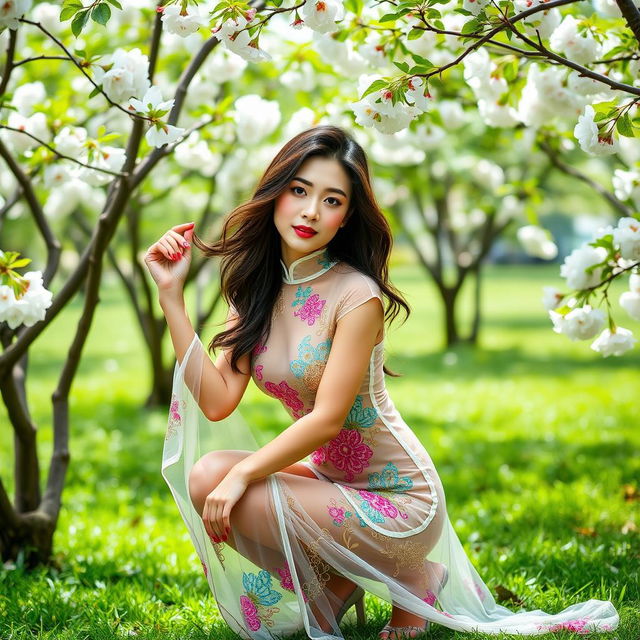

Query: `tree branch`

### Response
(616, 0, 640, 42)
(538, 139, 633, 217)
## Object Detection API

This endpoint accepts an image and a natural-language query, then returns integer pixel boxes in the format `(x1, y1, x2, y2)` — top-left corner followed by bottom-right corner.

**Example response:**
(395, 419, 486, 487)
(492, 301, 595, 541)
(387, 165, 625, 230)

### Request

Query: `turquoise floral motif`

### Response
(290, 335, 332, 379)
(344, 395, 378, 430)
(368, 462, 414, 492)
(291, 285, 326, 325)
(327, 500, 368, 528)
(240, 569, 282, 631)
(318, 249, 333, 269)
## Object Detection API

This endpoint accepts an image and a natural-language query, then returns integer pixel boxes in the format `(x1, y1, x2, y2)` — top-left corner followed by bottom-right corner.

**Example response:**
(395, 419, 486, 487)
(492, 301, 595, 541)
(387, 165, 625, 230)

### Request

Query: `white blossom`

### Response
(1, 111, 50, 154)
(0, 0, 32, 30)
(549, 15, 601, 65)
(517, 225, 559, 260)
(145, 123, 185, 147)
(0, 270, 52, 329)
(212, 14, 271, 62)
(232, 94, 281, 145)
(542, 286, 565, 311)
(612, 170, 640, 209)
(53, 126, 88, 157)
(161, 4, 205, 37)
(31, 1, 60, 32)
(128, 85, 175, 116)
(463, 0, 490, 16)
(174, 132, 222, 176)
(630, 272, 640, 293)
(574, 105, 619, 156)
(301, 0, 344, 34)
(405, 76, 431, 112)
(549, 305, 606, 341)
(95, 48, 151, 103)
(613, 217, 640, 260)
(620, 290, 640, 321)
(76, 146, 127, 186)
(560, 244, 607, 290)
(591, 327, 637, 356)
(43, 163, 73, 189)
(13, 81, 46, 116)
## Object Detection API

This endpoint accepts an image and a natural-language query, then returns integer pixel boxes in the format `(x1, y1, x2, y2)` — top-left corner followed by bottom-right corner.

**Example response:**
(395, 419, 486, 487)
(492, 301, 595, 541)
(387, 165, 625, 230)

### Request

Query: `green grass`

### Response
(0, 262, 638, 639)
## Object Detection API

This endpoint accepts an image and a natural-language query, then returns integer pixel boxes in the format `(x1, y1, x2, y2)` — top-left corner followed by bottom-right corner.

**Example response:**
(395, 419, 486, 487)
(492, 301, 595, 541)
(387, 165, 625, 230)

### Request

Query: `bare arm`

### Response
(144, 222, 251, 420)
(231, 295, 384, 484)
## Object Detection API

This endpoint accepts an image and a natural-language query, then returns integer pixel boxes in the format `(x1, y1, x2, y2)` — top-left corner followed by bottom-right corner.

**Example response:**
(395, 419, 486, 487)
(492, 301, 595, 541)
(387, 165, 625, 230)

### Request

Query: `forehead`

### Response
(295, 156, 351, 195)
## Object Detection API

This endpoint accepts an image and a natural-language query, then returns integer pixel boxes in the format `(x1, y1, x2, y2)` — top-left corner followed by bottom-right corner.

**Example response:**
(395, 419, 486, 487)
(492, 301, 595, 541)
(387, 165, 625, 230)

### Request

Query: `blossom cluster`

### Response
(0, 265, 53, 330)
(544, 217, 640, 356)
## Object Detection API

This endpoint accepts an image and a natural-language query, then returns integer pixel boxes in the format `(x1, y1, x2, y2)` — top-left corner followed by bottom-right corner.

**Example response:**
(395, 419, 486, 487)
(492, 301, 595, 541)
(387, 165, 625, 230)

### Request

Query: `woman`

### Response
(144, 125, 618, 639)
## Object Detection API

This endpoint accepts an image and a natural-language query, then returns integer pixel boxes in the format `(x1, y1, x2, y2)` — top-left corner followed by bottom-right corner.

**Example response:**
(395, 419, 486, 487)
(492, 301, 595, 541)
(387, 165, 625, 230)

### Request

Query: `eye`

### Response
(291, 186, 306, 196)
(326, 197, 341, 206)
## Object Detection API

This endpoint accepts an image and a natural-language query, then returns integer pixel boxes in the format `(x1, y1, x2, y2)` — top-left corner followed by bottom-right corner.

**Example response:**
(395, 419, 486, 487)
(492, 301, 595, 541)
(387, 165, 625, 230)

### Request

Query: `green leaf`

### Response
(461, 18, 481, 34)
(60, 5, 81, 21)
(9, 257, 31, 269)
(379, 12, 399, 22)
(408, 27, 423, 40)
(393, 60, 410, 73)
(91, 2, 111, 25)
(503, 58, 519, 82)
(361, 79, 388, 99)
(71, 9, 90, 36)
(616, 113, 635, 137)
(106, 0, 122, 8)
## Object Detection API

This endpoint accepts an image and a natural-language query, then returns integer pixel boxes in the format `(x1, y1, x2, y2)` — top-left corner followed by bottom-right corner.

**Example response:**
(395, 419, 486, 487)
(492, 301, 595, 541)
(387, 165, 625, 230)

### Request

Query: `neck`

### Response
(280, 246, 339, 284)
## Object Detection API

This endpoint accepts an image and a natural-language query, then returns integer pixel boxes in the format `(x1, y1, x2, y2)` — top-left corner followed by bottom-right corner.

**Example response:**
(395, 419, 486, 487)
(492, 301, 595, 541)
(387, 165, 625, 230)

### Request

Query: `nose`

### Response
(301, 196, 321, 220)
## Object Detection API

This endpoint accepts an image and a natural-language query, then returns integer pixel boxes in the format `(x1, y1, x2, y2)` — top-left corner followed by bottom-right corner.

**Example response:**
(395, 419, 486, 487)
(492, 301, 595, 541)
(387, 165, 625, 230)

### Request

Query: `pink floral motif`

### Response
(264, 380, 305, 415)
(442, 612, 454, 618)
(240, 595, 261, 631)
(255, 364, 264, 381)
(538, 618, 590, 633)
(201, 560, 208, 578)
(253, 343, 267, 356)
(357, 490, 399, 518)
(310, 446, 327, 465)
(276, 561, 308, 602)
(328, 506, 346, 524)
(169, 396, 181, 423)
(423, 590, 436, 606)
(326, 429, 373, 482)
(294, 294, 326, 325)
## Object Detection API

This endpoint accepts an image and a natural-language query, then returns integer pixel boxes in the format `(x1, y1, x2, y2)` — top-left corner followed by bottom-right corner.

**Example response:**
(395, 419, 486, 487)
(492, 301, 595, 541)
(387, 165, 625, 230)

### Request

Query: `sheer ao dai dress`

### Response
(161, 247, 619, 638)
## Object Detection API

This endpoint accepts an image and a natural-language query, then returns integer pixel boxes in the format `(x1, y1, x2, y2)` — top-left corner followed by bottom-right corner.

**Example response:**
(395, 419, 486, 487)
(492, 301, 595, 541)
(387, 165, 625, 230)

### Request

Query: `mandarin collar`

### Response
(280, 246, 339, 284)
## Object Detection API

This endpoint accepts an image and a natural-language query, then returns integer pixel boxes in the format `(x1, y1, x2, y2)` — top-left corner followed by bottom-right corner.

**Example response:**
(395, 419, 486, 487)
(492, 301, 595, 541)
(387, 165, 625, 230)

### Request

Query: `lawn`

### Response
(0, 260, 638, 639)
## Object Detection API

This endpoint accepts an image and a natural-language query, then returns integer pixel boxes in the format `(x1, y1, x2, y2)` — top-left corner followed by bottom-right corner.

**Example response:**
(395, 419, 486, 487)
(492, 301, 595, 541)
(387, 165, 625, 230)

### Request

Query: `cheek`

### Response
(274, 193, 298, 222)
(324, 210, 347, 231)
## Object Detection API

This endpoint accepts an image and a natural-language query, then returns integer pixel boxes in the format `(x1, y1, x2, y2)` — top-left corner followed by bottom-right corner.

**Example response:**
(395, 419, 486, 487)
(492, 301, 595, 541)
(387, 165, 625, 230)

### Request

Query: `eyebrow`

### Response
(292, 176, 347, 198)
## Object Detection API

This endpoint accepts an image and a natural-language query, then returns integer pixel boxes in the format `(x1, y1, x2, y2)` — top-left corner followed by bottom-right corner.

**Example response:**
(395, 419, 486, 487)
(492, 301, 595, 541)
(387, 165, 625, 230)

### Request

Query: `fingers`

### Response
(171, 221, 195, 233)
(202, 494, 229, 544)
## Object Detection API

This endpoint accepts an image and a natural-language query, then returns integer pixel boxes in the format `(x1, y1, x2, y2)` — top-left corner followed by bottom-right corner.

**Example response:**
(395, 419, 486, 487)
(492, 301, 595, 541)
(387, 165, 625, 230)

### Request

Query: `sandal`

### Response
(336, 584, 366, 626)
(379, 564, 450, 639)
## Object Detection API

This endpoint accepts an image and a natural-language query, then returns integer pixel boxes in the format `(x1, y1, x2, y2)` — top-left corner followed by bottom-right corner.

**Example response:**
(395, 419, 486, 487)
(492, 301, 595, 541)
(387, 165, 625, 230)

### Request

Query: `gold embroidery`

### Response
(211, 541, 226, 567)
(302, 532, 333, 601)
(302, 360, 326, 392)
(368, 529, 431, 579)
(314, 303, 330, 337)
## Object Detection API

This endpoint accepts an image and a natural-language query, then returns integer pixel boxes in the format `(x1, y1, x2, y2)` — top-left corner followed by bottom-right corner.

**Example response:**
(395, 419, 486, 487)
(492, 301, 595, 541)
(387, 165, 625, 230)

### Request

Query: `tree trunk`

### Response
(468, 265, 482, 345)
(441, 287, 460, 348)
(0, 511, 55, 568)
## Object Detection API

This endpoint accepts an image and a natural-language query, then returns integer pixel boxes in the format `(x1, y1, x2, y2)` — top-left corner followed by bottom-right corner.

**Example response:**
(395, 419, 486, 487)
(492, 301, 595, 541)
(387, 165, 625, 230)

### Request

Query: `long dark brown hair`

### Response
(192, 125, 410, 376)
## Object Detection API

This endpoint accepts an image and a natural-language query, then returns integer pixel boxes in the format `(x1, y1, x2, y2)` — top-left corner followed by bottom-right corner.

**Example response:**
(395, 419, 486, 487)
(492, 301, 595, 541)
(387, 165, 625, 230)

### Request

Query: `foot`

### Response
(378, 622, 429, 640)
(312, 573, 360, 632)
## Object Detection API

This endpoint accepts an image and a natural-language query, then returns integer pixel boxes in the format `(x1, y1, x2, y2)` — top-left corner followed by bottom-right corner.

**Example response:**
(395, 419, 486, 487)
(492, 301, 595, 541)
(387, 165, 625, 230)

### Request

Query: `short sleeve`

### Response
(335, 273, 384, 322)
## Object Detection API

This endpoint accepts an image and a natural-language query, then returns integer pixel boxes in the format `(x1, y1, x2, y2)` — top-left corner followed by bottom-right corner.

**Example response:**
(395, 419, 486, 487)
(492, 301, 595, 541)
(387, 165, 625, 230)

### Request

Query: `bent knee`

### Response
(188, 450, 252, 514)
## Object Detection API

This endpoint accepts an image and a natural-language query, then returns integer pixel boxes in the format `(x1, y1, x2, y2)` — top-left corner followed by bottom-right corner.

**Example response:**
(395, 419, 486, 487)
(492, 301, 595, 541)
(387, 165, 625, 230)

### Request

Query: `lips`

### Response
(293, 225, 317, 234)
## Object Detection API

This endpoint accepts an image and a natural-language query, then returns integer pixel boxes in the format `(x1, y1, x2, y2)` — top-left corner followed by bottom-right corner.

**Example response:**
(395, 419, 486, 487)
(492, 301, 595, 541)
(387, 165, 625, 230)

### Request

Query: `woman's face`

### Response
(274, 155, 352, 266)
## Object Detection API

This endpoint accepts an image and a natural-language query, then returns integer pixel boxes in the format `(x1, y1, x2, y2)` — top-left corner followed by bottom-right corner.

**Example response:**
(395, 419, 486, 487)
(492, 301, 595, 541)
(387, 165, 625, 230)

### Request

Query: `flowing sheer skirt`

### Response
(162, 335, 619, 638)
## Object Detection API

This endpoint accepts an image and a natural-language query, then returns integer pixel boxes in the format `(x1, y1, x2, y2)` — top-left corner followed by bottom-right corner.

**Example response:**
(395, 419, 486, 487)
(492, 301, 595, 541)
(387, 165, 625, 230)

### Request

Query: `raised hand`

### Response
(144, 222, 195, 293)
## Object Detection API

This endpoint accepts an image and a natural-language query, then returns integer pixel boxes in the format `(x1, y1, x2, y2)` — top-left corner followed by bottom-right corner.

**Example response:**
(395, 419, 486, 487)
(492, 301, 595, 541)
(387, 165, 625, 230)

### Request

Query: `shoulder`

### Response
(331, 263, 383, 322)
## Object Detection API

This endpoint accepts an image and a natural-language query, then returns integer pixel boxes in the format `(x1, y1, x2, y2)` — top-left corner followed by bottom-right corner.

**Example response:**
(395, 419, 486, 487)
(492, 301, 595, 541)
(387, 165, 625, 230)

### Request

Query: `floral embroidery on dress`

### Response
(536, 618, 591, 633)
(368, 461, 414, 492)
(344, 395, 378, 429)
(254, 365, 264, 381)
(201, 559, 208, 578)
(166, 393, 184, 440)
(318, 249, 333, 269)
(326, 497, 367, 550)
(324, 428, 373, 482)
(292, 285, 326, 326)
(290, 335, 332, 392)
(252, 342, 267, 356)
(275, 560, 308, 602)
(240, 570, 282, 631)
(264, 380, 306, 418)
